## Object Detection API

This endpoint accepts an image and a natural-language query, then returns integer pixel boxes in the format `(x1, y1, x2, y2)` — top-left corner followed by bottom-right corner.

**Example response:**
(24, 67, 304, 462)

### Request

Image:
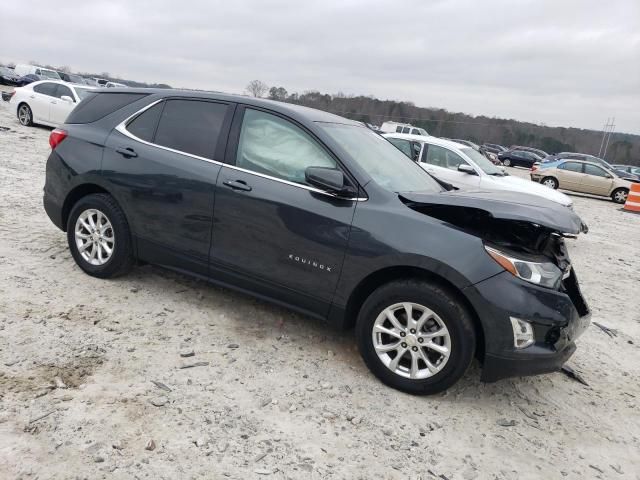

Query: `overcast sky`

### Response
(3, 0, 639, 134)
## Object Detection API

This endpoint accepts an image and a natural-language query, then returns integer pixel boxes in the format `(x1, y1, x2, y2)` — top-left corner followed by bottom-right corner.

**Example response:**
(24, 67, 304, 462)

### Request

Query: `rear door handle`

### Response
(223, 179, 252, 192)
(115, 146, 138, 158)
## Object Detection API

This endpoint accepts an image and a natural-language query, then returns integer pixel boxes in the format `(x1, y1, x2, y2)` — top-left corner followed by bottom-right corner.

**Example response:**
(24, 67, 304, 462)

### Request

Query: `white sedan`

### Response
(10, 80, 95, 127)
(384, 133, 573, 208)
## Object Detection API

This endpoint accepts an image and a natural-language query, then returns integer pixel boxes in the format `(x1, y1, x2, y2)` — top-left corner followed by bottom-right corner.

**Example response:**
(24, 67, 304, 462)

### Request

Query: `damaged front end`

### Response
(399, 190, 591, 381)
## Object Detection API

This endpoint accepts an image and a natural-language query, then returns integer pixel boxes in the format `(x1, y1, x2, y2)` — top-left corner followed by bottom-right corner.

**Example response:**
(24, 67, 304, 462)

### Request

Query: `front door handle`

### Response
(223, 179, 252, 192)
(116, 146, 138, 158)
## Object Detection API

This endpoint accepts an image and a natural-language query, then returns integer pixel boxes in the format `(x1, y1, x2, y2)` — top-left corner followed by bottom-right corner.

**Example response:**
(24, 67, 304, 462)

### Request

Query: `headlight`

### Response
(485, 246, 562, 289)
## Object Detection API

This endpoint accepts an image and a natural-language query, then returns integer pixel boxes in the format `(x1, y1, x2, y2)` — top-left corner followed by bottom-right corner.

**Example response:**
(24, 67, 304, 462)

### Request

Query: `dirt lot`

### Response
(0, 93, 639, 480)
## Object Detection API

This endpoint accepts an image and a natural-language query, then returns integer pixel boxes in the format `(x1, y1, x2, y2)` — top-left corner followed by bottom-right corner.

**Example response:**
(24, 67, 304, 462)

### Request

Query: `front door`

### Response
(31, 82, 57, 123)
(210, 107, 358, 316)
(581, 164, 614, 196)
(102, 98, 234, 275)
(420, 143, 481, 189)
(49, 83, 76, 125)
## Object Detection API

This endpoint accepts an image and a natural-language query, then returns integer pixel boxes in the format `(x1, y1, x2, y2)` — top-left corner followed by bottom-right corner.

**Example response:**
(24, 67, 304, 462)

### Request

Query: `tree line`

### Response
(245, 80, 639, 165)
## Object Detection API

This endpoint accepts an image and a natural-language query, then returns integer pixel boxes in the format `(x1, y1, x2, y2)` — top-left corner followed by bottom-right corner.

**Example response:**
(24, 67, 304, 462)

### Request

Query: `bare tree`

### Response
(246, 80, 268, 98)
(56, 65, 71, 73)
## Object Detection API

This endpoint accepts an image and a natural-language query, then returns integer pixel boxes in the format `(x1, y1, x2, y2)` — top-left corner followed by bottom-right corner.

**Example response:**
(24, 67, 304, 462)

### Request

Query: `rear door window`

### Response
(153, 99, 228, 159)
(559, 162, 583, 172)
(33, 82, 58, 97)
(402, 127, 410, 134)
(126, 102, 164, 142)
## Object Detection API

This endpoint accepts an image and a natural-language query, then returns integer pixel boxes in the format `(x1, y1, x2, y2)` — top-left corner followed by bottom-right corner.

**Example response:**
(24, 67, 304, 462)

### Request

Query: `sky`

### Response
(2, 0, 639, 134)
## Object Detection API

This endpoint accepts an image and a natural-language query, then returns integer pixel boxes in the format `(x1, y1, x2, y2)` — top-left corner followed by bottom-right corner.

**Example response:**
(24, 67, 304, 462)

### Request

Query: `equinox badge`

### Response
(288, 254, 333, 272)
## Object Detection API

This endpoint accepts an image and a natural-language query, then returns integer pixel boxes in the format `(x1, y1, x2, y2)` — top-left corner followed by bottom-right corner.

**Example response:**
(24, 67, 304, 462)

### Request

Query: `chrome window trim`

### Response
(115, 99, 367, 202)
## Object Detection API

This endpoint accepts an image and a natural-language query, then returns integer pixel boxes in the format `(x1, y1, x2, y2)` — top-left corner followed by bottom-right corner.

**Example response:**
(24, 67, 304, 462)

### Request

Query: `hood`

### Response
(486, 174, 573, 206)
(399, 189, 587, 235)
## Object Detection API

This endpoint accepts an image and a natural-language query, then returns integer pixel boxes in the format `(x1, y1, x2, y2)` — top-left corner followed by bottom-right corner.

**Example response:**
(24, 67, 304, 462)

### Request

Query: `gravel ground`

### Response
(0, 92, 639, 480)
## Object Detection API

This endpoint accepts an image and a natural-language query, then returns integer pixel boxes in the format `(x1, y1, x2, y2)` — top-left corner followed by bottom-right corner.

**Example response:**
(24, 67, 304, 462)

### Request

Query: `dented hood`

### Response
(400, 189, 588, 234)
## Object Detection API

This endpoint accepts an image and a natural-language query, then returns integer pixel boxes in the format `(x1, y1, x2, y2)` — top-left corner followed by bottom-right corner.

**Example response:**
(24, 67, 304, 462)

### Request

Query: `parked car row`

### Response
(531, 160, 632, 204)
(10, 80, 95, 127)
(42, 88, 591, 395)
(0, 64, 130, 89)
(383, 133, 572, 207)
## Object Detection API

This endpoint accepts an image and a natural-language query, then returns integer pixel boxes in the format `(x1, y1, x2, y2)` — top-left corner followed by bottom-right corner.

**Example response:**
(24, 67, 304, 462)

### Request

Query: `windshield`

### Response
(68, 74, 84, 83)
(320, 124, 442, 193)
(74, 87, 93, 100)
(40, 69, 61, 80)
(460, 147, 503, 175)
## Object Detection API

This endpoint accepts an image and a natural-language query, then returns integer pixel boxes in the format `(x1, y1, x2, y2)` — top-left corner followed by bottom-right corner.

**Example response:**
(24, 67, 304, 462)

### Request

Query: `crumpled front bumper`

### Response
(463, 269, 591, 382)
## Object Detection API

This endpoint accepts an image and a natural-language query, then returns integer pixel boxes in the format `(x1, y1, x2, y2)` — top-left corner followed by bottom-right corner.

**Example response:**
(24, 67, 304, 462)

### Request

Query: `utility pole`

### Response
(603, 117, 615, 160)
(598, 118, 609, 157)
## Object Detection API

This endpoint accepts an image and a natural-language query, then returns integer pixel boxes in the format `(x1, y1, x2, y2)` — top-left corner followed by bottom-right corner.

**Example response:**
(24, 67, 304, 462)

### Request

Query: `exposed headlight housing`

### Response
(485, 246, 563, 289)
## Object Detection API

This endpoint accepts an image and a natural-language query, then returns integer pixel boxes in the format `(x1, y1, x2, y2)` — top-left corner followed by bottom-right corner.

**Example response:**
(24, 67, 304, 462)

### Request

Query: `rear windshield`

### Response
(66, 92, 148, 124)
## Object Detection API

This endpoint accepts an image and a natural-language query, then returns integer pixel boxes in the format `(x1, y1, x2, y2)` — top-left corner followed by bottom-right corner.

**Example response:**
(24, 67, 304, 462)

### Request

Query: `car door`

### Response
(210, 106, 358, 316)
(554, 161, 584, 190)
(49, 84, 76, 125)
(420, 143, 481, 188)
(30, 82, 58, 123)
(581, 164, 614, 195)
(102, 98, 235, 275)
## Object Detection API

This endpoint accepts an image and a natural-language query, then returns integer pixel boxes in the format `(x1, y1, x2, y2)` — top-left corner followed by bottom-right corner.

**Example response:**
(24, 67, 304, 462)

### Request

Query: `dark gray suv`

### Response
(43, 89, 591, 394)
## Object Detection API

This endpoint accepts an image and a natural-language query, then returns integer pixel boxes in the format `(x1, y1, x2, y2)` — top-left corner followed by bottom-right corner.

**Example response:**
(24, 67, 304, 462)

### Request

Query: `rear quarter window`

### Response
(66, 92, 149, 124)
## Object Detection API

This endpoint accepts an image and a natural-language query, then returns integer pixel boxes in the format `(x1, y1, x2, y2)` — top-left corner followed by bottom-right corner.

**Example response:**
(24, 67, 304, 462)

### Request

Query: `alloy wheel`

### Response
(543, 178, 556, 189)
(503, 159, 511, 167)
(74, 209, 115, 266)
(18, 105, 31, 125)
(372, 302, 451, 379)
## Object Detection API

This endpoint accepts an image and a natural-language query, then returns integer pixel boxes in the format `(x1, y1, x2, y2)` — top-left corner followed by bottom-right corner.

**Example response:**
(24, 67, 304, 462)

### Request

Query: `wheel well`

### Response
(343, 266, 485, 359)
(541, 175, 557, 184)
(61, 184, 110, 231)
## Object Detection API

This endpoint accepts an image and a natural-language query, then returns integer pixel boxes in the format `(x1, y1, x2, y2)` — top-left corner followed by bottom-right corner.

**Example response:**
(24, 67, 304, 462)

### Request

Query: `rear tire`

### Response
(541, 176, 558, 189)
(356, 279, 476, 395)
(67, 194, 134, 278)
(17, 103, 33, 126)
(502, 158, 511, 167)
(611, 188, 628, 204)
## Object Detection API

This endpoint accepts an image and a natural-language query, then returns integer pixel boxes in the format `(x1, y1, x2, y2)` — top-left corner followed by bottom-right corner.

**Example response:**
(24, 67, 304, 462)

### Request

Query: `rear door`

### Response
(420, 143, 481, 188)
(581, 164, 614, 195)
(554, 161, 584, 190)
(209, 106, 358, 316)
(102, 97, 235, 275)
(30, 82, 58, 123)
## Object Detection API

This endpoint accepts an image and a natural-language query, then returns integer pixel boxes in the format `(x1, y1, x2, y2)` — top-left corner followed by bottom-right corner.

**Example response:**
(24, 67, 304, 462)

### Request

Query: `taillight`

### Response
(530, 164, 538, 172)
(49, 129, 68, 149)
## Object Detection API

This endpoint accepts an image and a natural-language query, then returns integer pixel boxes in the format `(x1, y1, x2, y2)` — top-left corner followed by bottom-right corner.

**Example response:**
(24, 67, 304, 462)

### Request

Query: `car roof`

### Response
(383, 133, 465, 149)
(101, 88, 359, 125)
(28, 79, 96, 89)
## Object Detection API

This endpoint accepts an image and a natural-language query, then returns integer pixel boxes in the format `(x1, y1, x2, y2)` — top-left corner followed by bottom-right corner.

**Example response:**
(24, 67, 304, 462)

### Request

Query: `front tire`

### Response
(17, 103, 33, 126)
(356, 279, 476, 395)
(67, 194, 134, 278)
(611, 188, 628, 204)
(502, 158, 511, 167)
(541, 176, 558, 189)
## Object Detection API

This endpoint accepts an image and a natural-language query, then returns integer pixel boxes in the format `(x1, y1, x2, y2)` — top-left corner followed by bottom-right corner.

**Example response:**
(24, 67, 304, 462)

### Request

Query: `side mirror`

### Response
(61, 95, 74, 103)
(305, 167, 356, 197)
(458, 164, 477, 175)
